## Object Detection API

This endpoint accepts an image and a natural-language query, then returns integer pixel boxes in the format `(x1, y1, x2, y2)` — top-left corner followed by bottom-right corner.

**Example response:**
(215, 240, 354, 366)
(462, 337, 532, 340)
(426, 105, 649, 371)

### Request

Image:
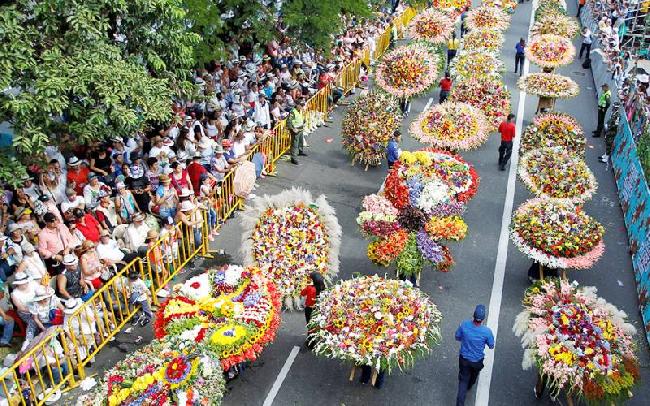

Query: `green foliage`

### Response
(638, 128, 650, 181)
(0, 0, 198, 185)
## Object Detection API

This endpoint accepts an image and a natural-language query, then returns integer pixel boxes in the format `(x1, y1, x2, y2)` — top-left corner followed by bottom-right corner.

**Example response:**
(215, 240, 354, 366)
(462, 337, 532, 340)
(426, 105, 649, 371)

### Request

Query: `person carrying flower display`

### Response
(455, 304, 495, 406)
(439, 72, 453, 103)
(447, 32, 460, 67)
(498, 113, 516, 171)
(386, 130, 402, 169)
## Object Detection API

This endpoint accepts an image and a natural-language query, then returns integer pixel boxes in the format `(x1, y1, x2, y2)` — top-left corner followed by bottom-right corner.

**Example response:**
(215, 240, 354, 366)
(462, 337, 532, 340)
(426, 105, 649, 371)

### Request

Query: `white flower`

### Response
(374, 311, 383, 319)
(417, 179, 450, 212)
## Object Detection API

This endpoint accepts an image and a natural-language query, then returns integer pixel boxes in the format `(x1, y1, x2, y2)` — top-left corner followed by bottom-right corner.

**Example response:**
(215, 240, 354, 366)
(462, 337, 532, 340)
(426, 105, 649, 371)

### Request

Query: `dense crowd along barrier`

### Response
(0, 7, 418, 405)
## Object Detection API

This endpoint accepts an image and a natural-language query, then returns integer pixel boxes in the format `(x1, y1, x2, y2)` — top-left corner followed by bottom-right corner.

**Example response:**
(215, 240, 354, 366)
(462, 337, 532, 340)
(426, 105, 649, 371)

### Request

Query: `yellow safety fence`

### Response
(0, 6, 418, 405)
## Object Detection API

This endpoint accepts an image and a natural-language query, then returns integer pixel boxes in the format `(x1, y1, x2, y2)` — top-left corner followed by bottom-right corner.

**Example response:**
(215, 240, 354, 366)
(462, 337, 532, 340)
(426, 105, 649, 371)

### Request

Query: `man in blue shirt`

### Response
(455, 304, 495, 406)
(386, 130, 401, 169)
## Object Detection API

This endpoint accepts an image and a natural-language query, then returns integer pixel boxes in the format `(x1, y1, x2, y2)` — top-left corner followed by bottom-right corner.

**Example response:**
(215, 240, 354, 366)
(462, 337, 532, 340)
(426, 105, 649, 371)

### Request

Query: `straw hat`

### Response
(67, 156, 81, 166)
(146, 229, 159, 242)
(180, 200, 196, 212)
(132, 212, 145, 221)
(159, 174, 171, 184)
(63, 298, 82, 314)
(12, 272, 30, 286)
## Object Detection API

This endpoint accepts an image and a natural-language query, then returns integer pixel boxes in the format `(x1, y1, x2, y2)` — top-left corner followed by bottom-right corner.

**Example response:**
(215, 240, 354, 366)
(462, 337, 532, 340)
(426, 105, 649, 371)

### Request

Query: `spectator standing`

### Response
(128, 270, 152, 327)
(515, 38, 526, 76)
(447, 32, 460, 66)
(288, 98, 306, 165)
(577, 0, 586, 17)
(579, 27, 593, 59)
(455, 305, 495, 406)
(0, 281, 15, 347)
(593, 84, 611, 137)
(386, 130, 401, 169)
(38, 212, 78, 274)
(498, 114, 516, 171)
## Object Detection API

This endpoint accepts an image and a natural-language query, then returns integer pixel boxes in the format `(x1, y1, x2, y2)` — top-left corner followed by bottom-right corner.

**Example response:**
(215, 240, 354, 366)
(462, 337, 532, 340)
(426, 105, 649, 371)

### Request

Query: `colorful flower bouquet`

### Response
(520, 112, 585, 155)
(410, 102, 490, 150)
(518, 147, 597, 202)
(430, 0, 471, 19)
(513, 279, 639, 403)
(462, 29, 504, 52)
(465, 6, 511, 31)
(531, 15, 579, 39)
(241, 188, 341, 308)
(308, 275, 443, 373)
(449, 50, 505, 81)
(518, 73, 579, 99)
(79, 340, 225, 406)
(358, 149, 479, 275)
(526, 34, 576, 69)
(534, 0, 567, 21)
(449, 77, 511, 130)
(341, 91, 402, 167)
(376, 44, 439, 98)
(483, 0, 518, 14)
(408, 8, 455, 44)
(510, 198, 605, 269)
(154, 265, 281, 371)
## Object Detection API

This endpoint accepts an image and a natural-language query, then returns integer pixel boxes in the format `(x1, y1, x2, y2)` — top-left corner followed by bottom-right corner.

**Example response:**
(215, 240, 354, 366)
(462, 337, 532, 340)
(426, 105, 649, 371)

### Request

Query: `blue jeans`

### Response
(0, 261, 14, 282)
(0, 315, 14, 344)
(208, 208, 217, 230)
(159, 206, 177, 221)
(193, 228, 202, 248)
(48, 361, 69, 385)
(456, 356, 484, 406)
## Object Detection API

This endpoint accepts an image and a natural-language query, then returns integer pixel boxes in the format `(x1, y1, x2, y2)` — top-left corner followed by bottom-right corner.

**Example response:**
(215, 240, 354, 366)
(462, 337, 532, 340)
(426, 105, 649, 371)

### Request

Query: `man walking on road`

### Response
(593, 84, 611, 138)
(455, 305, 495, 406)
(288, 98, 307, 165)
(498, 113, 516, 171)
(447, 32, 459, 67)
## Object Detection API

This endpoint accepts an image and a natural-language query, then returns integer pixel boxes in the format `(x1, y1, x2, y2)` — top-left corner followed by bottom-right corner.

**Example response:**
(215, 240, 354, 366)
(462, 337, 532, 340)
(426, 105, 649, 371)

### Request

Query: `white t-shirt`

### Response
(61, 195, 85, 213)
(97, 239, 125, 262)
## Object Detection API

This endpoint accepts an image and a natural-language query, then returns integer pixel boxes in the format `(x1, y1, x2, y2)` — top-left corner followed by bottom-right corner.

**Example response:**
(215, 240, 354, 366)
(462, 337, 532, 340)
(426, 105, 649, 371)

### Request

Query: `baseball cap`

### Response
(473, 304, 486, 322)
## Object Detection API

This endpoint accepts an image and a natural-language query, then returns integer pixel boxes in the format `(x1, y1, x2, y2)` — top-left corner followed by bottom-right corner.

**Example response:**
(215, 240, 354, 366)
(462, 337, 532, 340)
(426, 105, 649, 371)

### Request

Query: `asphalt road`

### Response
(68, 2, 650, 405)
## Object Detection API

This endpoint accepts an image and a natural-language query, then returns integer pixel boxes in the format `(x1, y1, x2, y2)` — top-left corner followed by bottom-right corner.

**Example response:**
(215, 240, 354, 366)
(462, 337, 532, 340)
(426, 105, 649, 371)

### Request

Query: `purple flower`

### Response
(428, 201, 466, 217)
(406, 175, 424, 204)
(416, 231, 444, 263)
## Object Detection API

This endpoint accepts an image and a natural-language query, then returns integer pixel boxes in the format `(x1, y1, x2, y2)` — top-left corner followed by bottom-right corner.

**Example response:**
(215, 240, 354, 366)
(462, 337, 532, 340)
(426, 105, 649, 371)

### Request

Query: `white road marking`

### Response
(263, 346, 300, 406)
(474, 3, 536, 405)
(424, 97, 433, 111)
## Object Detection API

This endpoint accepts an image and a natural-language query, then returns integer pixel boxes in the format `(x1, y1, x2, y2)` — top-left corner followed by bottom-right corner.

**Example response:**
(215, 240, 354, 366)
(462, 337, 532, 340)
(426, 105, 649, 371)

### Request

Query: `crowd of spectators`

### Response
(0, 4, 406, 400)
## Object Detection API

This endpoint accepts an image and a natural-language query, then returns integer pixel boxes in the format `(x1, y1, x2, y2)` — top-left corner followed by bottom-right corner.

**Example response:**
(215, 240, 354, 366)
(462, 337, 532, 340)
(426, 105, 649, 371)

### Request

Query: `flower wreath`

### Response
(410, 102, 490, 150)
(407, 8, 455, 44)
(465, 6, 511, 32)
(526, 34, 576, 69)
(517, 72, 579, 99)
(520, 112, 585, 155)
(375, 44, 440, 98)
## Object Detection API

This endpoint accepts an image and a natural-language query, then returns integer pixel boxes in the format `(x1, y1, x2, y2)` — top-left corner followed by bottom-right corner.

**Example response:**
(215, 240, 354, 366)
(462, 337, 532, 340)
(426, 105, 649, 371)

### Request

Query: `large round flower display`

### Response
(518, 147, 597, 202)
(154, 265, 281, 371)
(240, 188, 341, 308)
(514, 279, 640, 404)
(526, 34, 576, 69)
(410, 102, 490, 150)
(341, 91, 402, 167)
(462, 29, 504, 51)
(465, 6, 511, 31)
(449, 50, 504, 81)
(510, 198, 605, 270)
(407, 8, 455, 44)
(449, 77, 511, 130)
(518, 73, 579, 99)
(376, 44, 439, 98)
(520, 112, 585, 155)
(531, 15, 579, 38)
(308, 275, 443, 373)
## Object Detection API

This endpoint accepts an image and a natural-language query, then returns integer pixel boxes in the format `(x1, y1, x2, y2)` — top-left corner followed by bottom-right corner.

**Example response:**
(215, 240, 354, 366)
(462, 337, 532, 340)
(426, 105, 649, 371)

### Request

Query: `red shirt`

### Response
(498, 121, 516, 142)
(76, 213, 101, 243)
(67, 167, 90, 194)
(187, 162, 207, 193)
(440, 78, 452, 92)
(300, 285, 317, 307)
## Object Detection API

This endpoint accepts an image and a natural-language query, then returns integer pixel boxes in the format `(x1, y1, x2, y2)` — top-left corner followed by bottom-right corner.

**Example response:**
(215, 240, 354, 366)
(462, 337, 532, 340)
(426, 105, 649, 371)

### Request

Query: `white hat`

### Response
(33, 285, 54, 301)
(62, 254, 78, 266)
(638, 73, 649, 83)
(12, 272, 30, 286)
(132, 212, 146, 221)
(67, 156, 81, 166)
(180, 200, 196, 212)
(63, 298, 82, 314)
(38, 389, 62, 405)
(8, 223, 23, 233)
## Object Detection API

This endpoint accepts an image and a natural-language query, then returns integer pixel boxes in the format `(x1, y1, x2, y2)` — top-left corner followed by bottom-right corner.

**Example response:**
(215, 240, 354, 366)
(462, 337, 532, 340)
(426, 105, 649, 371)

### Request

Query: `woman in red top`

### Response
(72, 208, 102, 243)
(300, 271, 325, 324)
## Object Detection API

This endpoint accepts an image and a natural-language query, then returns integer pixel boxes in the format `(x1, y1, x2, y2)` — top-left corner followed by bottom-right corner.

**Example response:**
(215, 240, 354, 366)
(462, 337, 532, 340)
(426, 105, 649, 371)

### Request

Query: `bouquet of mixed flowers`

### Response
(79, 340, 225, 406)
(531, 15, 579, 38)
(462, 29, 505, 52)
(376, 44, 439, 98)
(431, 0, 472, 19)
(518, 147, 597, 202)
(465, 6, 511, 31)
(520, 112, 585, 155)
(526, 34, 576, 69)
(510, 198, 605, 269)
(518, 73, 579, 99)
(341, 92, 402, 167)
(482, 0, 518, 14)
(449, 50, 505, 81)
(449, 77, 511, 130)
(240, 188, 341, 308)
(154, 265, 281, 371)
(308, 275, 443, 373)
(358, 149, 479, 275)
(408, 8, 455, 44)
(534, 0, 567, 21)
(513, 279, 639, 403)
(410, 102, 490, 150)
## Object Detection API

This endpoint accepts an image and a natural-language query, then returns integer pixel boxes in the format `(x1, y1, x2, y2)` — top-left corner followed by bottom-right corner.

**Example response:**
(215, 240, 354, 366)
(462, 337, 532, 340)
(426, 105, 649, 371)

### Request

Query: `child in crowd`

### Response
(199, 174, 219, 240)
(127, 270, 152, 327)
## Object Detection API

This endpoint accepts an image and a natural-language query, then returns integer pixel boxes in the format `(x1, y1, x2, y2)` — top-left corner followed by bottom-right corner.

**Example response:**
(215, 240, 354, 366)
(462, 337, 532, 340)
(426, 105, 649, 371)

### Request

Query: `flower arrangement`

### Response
(482, 0, 518, 14)
(408, 9, 455, 44)
(531, 15, 579, 39)
(240, 188, 341, 308)
(520, 112, 585, 155)
(154, 265, 281, 371)
(518, 73, 579, 99)
(79, 340, 225, 406)
(430, 0, 472, 19)
(410, 102, 490, 150)
(465, 6, 511, 31)
(462, 29, 504, 52)
(513, 279, 639, 403)
(341, 91, 402, 167)
(534, 0, 567, 21)
(358, 149, 479, 275)
(518, 147, 598, 202)
(526, 34, 576, 69)
(449, 77, 511, 130)
(449, 50, 505, 81)
(510, 198, 605, 269)
(376, 44, 439, 98)
(308, 275, 443, 373)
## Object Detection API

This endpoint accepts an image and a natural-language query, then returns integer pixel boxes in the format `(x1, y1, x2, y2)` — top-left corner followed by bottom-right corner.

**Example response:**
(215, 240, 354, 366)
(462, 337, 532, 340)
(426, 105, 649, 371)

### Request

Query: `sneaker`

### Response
(140, 318, 151, 327)
(132, 314, 143, 326)
(291, 159, 300, 165)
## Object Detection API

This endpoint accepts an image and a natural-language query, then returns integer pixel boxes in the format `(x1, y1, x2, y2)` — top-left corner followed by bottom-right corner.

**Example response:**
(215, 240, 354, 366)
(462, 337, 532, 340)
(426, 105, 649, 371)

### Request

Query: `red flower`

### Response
(190, 281, 201, 289)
